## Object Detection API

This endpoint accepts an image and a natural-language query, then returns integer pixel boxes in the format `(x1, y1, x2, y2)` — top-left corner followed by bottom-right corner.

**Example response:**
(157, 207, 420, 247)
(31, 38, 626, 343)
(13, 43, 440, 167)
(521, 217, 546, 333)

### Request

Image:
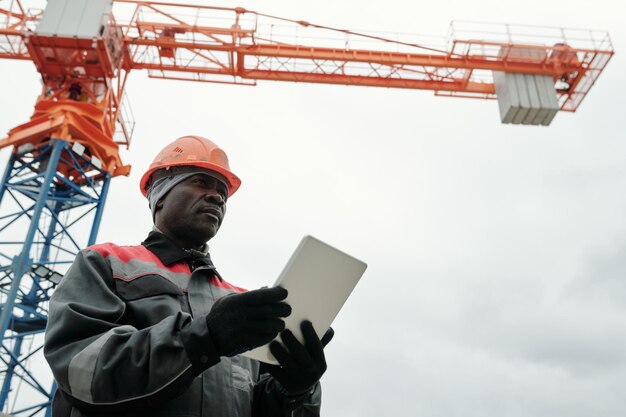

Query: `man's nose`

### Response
(205, 190, 225, 205)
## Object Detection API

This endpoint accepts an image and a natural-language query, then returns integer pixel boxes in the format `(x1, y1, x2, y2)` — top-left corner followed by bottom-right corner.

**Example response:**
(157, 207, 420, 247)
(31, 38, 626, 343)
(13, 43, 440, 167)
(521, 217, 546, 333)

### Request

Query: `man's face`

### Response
(155, 173, 228, 248)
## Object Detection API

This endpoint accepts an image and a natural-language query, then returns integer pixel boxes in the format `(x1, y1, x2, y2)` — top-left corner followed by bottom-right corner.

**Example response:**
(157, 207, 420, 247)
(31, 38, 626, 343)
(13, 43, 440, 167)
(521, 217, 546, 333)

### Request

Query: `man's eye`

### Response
(217, 185, 228, 199)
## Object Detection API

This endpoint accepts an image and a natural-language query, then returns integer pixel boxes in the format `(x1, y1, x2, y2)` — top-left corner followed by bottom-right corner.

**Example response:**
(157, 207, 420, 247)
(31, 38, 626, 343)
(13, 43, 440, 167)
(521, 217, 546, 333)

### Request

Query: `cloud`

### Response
(566, 235, 626, 308)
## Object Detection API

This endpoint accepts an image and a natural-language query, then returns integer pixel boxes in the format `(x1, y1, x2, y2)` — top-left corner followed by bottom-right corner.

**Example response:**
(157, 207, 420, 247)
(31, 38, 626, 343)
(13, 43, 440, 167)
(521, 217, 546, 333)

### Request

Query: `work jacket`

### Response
(44, 231, 322, 417)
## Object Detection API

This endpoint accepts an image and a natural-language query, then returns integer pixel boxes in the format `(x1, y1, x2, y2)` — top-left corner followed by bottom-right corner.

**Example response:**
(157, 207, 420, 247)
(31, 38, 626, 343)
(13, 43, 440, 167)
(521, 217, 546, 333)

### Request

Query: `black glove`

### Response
(266, 321, 335, 395)
(206, 286, 291, 357)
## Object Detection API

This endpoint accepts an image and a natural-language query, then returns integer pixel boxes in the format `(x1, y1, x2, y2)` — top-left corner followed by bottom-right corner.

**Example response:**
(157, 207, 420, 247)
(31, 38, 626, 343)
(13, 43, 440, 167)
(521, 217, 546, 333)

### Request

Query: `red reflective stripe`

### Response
(209, 275, 246, 293)
(87, 243, 245, 292)
(87, 243, 190, 273)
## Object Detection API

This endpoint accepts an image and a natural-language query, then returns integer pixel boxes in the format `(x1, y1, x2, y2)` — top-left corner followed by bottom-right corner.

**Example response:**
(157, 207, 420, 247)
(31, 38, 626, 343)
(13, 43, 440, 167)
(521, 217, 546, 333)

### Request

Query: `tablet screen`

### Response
(240, 235, 367, 364)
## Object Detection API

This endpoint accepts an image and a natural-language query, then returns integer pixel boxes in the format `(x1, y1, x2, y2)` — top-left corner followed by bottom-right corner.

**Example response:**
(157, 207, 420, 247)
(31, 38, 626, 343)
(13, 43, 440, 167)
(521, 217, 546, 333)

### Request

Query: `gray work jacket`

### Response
(44, 232, 322, 417)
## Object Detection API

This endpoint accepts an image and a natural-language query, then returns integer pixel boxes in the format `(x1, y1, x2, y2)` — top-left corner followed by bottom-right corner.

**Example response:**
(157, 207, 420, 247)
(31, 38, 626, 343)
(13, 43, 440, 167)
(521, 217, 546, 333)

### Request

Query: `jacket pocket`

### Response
(232, 363, 254, 392)
(231, 362, 254, 416)
(114, 274, 184, 301)
(115, 274, 185, 327)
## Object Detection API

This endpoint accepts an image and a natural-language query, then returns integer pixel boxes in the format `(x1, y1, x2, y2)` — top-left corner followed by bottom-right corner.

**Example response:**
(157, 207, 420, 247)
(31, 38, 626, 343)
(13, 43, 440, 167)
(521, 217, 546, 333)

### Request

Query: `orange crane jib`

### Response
(0, 0, 615, 181)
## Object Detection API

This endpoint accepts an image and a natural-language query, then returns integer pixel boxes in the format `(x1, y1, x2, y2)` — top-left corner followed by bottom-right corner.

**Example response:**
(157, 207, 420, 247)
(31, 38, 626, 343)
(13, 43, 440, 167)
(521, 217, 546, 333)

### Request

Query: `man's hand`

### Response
(206, 287, 291, 357)
(266, 321, 335, 395)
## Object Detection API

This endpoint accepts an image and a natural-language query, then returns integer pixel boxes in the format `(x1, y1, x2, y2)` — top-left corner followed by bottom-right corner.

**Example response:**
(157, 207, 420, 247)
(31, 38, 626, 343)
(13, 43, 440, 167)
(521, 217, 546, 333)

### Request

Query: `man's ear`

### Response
(155, 199, 164, 209)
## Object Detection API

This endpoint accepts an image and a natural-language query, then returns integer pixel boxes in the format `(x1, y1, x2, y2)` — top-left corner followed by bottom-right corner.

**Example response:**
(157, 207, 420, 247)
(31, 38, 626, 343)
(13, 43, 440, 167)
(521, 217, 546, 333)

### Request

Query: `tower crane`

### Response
(0, 0, 614, 415)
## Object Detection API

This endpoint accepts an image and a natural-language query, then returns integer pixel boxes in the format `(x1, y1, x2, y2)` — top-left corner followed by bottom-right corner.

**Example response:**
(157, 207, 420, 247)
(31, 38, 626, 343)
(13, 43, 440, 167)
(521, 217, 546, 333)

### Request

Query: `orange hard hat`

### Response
(139, 135, 241, 197)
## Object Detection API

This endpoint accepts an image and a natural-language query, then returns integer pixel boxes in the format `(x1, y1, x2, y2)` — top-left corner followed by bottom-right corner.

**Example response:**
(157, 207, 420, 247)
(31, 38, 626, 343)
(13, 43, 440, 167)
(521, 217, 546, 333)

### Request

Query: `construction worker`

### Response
(44, 135, 334, 416)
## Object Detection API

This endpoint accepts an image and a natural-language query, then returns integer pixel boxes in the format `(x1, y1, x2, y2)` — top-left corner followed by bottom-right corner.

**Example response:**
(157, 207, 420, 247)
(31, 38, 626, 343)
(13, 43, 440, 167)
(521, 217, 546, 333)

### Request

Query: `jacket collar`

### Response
(142, 230, 190, 265)
(141, 230, 223, 280)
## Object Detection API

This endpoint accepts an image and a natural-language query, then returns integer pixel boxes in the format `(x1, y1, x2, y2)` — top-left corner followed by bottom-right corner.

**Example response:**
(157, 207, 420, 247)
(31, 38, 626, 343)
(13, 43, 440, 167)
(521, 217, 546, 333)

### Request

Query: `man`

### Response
(44, 135, 333, 416)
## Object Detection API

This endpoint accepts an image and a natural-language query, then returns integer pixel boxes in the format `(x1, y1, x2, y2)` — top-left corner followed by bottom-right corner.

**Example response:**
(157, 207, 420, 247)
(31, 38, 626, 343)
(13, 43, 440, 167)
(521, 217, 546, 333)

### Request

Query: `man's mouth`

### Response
(200, 207, 222, 220)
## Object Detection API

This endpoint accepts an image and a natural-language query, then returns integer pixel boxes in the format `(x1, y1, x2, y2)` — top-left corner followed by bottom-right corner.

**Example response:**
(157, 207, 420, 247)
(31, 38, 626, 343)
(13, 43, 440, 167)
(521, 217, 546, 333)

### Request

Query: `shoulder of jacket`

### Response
(85, 242, 152, 262)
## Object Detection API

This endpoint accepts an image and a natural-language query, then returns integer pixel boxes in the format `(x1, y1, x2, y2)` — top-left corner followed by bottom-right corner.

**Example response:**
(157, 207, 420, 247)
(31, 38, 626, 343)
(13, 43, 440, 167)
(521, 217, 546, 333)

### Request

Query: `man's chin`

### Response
(195, 226, 220, 244)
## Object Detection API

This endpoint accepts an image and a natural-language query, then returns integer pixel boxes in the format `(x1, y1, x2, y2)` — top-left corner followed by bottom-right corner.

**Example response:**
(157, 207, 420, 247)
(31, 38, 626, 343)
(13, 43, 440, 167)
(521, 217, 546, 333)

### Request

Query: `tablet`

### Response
(240, 235, 367, 365)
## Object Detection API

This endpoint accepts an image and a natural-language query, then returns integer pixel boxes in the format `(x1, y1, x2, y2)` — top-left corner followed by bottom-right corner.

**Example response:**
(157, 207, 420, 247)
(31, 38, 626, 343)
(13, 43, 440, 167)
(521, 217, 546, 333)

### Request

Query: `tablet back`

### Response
(241, 235, 367, 364)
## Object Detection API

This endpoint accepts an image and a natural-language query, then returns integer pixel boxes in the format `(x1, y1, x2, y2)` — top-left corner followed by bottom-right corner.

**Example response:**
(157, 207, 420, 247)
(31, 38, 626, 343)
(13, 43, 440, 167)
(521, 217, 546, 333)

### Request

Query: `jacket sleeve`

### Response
(252, 371, 322, 417)
(43, 249, 221, 413)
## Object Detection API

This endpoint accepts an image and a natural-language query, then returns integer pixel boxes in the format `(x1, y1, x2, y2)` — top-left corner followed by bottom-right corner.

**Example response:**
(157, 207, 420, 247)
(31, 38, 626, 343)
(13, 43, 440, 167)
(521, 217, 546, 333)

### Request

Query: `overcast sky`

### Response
(1, 0, 626, 415)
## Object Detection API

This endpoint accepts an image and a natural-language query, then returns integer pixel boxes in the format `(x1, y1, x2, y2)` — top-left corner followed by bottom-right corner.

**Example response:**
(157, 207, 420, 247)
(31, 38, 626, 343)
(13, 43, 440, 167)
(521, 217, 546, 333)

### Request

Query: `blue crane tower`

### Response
(0, 0, 131, 414)
(0, 135, 114, 416)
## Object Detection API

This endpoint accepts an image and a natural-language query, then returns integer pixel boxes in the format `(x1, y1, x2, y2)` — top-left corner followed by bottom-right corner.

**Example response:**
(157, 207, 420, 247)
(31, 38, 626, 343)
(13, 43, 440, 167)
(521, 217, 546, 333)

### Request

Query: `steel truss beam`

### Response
(0, 139, 111, 416)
